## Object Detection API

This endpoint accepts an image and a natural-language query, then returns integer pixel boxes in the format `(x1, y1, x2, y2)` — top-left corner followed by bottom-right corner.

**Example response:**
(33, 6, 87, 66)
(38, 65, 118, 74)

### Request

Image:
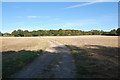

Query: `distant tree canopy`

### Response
(12, 29, 24, 36)
(116, 28, 120, 35)
(11, 29, 84, 36)
(1, 28, 120, 37)
(0, 32, 3, 36)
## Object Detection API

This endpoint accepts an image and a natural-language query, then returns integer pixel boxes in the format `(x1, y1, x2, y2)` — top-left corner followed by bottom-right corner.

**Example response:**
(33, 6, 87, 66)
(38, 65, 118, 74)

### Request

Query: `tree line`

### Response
(0, 28, 120, 37)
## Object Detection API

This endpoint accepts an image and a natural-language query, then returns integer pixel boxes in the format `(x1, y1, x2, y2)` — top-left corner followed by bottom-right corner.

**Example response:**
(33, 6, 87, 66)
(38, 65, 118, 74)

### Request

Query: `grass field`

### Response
(1, 36, 119, 78)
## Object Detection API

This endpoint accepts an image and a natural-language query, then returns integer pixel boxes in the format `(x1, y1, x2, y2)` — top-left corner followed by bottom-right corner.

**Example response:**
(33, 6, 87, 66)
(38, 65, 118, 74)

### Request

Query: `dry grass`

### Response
(67, 45, 119, 78)
(1, 36, 118, 52)
(43, 35, 119, 78)
(1, 37, 49, 52)
(1, 37, 50, 78)
(46, 35, 118, 47)
(1, 36, 119, 78)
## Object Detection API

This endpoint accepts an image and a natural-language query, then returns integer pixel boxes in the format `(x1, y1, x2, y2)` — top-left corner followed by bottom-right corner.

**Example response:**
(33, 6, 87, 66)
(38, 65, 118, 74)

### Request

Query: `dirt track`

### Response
(11, 40, 76, 78)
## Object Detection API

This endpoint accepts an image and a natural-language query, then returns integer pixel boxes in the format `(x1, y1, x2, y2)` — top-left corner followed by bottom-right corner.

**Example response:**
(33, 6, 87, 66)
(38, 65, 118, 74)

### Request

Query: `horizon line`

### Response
(1, 28, 118, 33)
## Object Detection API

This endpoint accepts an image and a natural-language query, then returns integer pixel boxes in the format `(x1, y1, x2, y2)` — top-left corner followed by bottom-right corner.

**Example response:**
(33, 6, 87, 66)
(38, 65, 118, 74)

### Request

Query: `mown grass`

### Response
(66, 45, 118, 78)
(2, 49, 43, 78)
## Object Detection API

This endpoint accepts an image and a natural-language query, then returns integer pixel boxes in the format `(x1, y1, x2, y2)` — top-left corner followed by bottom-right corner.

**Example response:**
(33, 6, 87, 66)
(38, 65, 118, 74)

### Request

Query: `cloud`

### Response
(27, 16, 50, 18)
(27, 16, 41, 18)
(66, 0, 104, 9)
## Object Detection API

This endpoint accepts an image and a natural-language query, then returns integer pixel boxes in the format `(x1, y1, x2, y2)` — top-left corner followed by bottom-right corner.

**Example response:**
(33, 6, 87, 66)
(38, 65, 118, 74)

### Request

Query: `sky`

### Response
(2, 2, 118, 33)
(2, 0, 119, 2)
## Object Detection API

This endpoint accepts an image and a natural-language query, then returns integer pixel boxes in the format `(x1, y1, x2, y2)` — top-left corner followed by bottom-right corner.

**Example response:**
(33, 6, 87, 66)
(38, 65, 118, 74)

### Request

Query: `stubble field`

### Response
(1, 36, 119, 78)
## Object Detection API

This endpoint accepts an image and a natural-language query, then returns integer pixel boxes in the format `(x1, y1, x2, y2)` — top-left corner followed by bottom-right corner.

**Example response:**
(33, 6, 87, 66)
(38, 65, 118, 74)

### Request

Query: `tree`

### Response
(11, 30, 18, 36)
(0, 32, 3, 36)
(116, 28, 120, 35)
(12, 29, 24, 36)
(110, 29, 116, 35)
(23, 30, 32, 36)
(10, 28, 119, 37)
(17, 29, 24, 36)
(91, 30, 101, 35)
(59, 29, 62, 31)
(31, 30, 39, 36)
(3, 33, 11, 36)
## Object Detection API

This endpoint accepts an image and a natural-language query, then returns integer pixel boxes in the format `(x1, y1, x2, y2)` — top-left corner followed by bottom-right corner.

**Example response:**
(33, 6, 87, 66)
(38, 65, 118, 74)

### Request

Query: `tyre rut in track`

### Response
(11, 39, 76, 78)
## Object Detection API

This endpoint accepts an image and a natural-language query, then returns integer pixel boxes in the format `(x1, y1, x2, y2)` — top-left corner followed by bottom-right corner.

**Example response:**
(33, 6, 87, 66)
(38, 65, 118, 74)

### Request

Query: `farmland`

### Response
(2, 1, 119, 79)
(2, 37, 49, 51)
(1, 36, 119, 78)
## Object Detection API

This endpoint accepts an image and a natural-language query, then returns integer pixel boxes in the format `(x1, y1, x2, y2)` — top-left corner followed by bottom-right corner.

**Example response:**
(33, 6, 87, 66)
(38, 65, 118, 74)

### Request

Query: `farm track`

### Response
(10, 39, 76, 78)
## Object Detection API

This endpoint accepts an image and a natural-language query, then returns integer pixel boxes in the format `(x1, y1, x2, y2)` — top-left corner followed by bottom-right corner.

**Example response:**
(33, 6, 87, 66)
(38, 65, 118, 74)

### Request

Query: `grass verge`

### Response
(2, 49, 43, 78)
(66, 45, 118, 78)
